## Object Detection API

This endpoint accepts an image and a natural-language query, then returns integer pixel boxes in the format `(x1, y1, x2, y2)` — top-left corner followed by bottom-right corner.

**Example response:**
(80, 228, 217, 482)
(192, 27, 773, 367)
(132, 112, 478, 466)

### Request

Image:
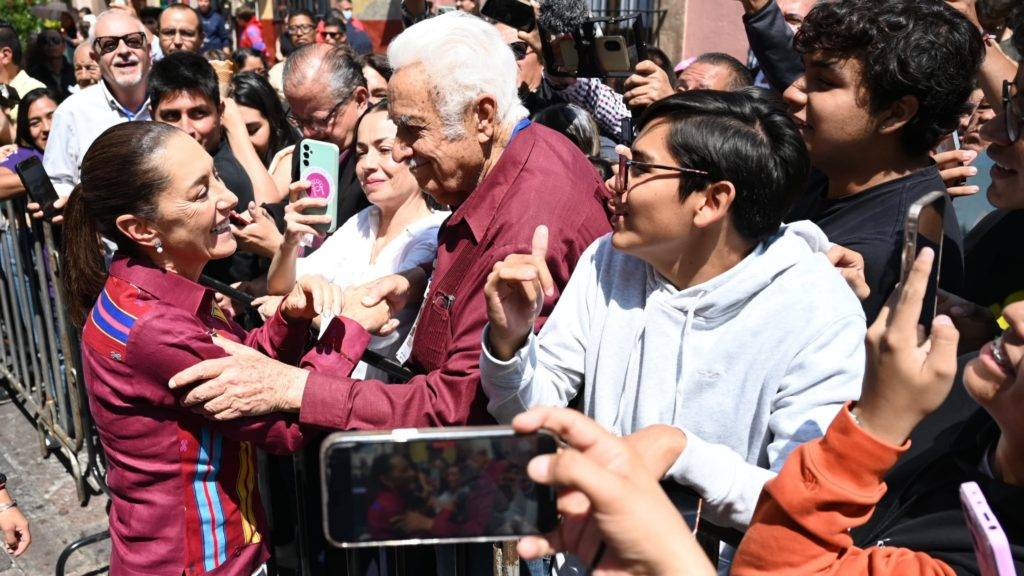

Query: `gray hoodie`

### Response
(480, 221, 866, 529)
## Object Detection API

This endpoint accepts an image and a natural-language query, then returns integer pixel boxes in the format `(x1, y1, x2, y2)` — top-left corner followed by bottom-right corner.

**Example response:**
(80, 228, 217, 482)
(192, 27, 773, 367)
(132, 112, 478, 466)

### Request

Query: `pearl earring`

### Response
(155, 240, 164, 254)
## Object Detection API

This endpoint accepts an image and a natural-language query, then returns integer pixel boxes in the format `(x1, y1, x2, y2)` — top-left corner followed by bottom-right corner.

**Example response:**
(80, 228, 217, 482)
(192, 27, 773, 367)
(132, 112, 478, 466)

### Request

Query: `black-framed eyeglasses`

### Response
(616, 155, 710, 193)
(159, 27, 199, 38)
(287, 98, 347, 132)
(93, 32, 147, 55)
(509, 41, 529, 61)
(287, 23, 316, 34)
(1003, 79, 1022, 144)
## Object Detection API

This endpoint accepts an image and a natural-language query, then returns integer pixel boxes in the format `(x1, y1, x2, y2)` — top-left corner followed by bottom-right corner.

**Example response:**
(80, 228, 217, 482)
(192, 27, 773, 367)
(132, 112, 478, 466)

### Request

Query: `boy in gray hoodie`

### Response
(480, 89, 865, 531)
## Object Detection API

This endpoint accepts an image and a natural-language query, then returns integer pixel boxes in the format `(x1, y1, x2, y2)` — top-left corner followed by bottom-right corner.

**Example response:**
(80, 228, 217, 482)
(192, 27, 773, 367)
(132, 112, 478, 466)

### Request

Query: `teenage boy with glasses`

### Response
(479, 89, 867, 532)
(44, 10, 152, 198)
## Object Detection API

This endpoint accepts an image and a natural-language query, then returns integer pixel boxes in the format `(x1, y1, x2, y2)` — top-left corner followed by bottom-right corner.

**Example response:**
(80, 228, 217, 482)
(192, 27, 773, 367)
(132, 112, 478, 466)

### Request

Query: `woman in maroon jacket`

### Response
(61, 121, 389, 576)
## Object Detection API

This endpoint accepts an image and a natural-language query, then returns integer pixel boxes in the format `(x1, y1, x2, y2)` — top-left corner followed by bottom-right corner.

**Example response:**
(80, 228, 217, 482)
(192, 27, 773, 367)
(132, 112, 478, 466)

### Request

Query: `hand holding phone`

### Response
(321, 426, 558, 547)
(296, 139, 340, 236)
(960, 482, 1016, 576)
(15, 156, 60, 218)
(901, 191, 946, 332)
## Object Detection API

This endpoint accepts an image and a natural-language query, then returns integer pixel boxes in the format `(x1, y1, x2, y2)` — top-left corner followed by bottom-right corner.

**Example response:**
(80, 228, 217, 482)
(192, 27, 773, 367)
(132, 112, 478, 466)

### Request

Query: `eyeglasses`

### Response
(93, 32, 147, 55)
(616, 155, 710, 193)
(287, 99, 347, 133)
(159, 27, 199, 38)
(509, 41, 529, 61)
(287, 23, 316, 34)
(1003, 79, 1022, 144)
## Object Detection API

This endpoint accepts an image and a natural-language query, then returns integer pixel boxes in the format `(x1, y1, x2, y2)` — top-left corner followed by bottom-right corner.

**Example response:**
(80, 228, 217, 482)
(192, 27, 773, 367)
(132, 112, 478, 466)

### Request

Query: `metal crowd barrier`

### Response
(0, 199, 526, 575)
(0, 199, 106, 505)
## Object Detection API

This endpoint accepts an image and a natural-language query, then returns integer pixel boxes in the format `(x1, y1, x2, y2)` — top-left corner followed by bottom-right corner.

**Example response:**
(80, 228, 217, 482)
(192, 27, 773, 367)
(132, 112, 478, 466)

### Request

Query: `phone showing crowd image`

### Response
(901, 191, 946, 333)
(959, 482, 1016, 576)
(321, 426, 559, 548)
(297, 139, 341, 235)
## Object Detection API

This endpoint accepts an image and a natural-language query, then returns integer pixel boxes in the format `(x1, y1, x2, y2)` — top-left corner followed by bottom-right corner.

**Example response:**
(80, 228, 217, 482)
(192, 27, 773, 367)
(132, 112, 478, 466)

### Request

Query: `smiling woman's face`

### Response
(150, 132, 239, 277)
(963, 302, 1024, 447)
(355, 109, 421, 214)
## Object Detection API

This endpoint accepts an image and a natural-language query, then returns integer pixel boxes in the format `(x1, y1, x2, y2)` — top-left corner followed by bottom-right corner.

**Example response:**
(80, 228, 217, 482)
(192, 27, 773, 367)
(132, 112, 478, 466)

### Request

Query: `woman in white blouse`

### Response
(266, 100, 448, 380)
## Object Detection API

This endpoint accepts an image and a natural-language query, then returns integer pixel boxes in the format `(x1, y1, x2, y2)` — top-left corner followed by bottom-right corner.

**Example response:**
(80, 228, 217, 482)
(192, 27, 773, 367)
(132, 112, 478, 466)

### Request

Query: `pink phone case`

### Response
(959, 481, 1015, 576)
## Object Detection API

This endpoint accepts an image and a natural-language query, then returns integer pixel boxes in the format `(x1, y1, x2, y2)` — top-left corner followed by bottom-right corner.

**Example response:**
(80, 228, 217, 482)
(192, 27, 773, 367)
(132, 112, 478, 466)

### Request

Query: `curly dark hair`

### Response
(795, 0, 985, 157)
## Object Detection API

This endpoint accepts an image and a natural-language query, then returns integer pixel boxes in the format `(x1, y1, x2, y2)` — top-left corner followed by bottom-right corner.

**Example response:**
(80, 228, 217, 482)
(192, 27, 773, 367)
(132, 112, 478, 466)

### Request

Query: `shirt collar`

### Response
(100, 80, 150, 121)
(447, 120, 535, 242)
(108, 255, 213, 316)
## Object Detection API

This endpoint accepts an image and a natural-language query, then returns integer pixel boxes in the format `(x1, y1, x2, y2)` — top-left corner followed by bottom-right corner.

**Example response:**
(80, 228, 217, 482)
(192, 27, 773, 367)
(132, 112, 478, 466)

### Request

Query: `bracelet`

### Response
(0, 501, 18, 514)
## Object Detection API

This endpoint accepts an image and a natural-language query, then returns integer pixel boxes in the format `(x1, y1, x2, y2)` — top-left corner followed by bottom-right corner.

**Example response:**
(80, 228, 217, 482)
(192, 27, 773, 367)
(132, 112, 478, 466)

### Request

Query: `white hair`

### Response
(387, 11, 528, 139)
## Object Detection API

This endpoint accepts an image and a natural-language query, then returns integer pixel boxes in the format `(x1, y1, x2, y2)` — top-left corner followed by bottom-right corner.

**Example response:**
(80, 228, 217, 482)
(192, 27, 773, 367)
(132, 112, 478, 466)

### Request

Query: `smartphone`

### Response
(481, 0, 536, 32)
(15, 156, 59, 216)
(320, 426, 559, 548)
(595, 36, 632, 76)
(901, 191, 946, 332)
(297, 139, 340, 235)
(934, 131, 966, 187)
(960, 482, 1016, 576)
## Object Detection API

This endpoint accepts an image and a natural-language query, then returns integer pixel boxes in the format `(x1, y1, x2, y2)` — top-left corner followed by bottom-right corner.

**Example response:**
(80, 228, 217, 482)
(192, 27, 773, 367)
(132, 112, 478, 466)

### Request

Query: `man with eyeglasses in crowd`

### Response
(44, 9, 152, 198)
(157, 4, 204, 57)
(269, 10, 319, 101)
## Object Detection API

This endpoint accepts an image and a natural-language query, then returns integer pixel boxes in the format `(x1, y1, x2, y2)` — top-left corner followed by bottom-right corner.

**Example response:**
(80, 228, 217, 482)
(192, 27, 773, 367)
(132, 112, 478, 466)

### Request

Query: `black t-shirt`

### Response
(963, 209, 1024, 314)
(786, 165, 964, 323)
(203, 137, 262, 284)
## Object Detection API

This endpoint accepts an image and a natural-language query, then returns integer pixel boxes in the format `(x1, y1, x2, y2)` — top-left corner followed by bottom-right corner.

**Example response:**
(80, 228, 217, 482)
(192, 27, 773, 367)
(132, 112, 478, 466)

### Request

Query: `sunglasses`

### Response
(322, 31, 344, 38)
(1003, 79, 1022, 144)
(509, 41, 529, 61)
(93, 32, 146, 55)
(616, 155, 710, 193)
(41, 34, 63, 46)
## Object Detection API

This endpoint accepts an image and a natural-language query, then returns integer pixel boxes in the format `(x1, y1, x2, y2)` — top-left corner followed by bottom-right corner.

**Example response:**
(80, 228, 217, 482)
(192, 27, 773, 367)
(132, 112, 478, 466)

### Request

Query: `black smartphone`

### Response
(321, 426, 559, 548)
(15, 156, 59, 215)
(901, 191, 946, 332)
(481, 0, 536, 32)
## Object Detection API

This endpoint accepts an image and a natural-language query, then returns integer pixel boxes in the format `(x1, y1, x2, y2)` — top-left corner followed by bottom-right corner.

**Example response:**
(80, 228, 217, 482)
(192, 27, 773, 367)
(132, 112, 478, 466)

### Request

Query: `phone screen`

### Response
(322, 429, 558, 547)
(15, 157, 59, 211)
(902, 192, 945, 331)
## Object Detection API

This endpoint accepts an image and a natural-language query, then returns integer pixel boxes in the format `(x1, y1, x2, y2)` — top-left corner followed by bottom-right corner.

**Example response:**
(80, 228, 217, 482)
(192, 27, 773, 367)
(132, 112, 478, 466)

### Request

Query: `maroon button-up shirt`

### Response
(81, 256, 369, 576)
(299, 122, 612, 428)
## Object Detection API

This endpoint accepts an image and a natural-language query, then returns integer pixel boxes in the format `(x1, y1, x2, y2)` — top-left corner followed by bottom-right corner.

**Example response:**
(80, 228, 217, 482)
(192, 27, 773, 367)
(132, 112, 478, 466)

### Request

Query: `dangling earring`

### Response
(155, 239, 164, 254)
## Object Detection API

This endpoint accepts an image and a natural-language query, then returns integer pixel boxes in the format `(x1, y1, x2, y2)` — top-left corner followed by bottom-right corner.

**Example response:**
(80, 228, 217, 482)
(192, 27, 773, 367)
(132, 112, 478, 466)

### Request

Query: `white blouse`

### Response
(296, 205, 450, 380)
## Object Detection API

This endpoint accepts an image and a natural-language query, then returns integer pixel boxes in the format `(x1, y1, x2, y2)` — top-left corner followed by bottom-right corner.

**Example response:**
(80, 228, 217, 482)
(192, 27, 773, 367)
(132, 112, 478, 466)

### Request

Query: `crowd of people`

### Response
(0, 0, 1022, 574)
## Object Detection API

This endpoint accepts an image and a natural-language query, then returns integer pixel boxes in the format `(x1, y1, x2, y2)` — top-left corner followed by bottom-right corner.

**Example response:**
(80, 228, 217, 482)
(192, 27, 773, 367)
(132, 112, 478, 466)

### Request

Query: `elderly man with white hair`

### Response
(44, 9, 152, 198)
(165, 11, 611, 433)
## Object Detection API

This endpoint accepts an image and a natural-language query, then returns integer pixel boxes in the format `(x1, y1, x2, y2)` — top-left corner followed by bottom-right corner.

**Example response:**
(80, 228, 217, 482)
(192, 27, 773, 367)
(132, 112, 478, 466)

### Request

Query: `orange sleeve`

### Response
(732, 402, 957, 576)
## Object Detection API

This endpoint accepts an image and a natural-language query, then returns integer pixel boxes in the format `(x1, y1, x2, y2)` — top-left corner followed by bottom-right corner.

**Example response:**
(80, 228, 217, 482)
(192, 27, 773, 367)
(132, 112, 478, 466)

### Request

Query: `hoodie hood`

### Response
(645, 220, 832, 327)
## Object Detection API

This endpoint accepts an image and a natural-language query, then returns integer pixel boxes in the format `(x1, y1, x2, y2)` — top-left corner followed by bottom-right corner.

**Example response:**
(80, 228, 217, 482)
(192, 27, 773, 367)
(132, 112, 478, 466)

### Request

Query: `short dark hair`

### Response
(795, 0, 985, 157)
(694, 52, 753, 91)
(236, 4, 256, 21)
(531, 103, 601, 157)
(231, 47, 267, 70)
(288, 8, 315, 23)
(161, 3, 202, 25)
(361, 52, 392, 81)
(636, 89, 811, 242)
(0, 22, 23, 66)
(148, 51, 221, 112)
(16, 87, 59, 150)
(323, 16, 345, 28)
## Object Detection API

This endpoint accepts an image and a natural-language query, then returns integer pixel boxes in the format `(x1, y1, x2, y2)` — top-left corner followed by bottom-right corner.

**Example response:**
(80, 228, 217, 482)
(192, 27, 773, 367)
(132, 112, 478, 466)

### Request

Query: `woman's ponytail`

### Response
(62, 186, 105, 328)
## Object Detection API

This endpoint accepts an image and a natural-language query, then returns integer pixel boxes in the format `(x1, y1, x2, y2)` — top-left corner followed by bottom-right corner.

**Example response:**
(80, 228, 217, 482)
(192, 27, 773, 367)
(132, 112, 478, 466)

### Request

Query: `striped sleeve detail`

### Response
(193, 427, 229, 571)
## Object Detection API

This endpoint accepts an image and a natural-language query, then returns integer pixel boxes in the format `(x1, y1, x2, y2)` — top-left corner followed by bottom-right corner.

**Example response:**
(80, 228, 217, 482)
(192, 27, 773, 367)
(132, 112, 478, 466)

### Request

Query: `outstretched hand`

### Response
(856, 248, 961, 445)
(484, 225, 554, 360)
